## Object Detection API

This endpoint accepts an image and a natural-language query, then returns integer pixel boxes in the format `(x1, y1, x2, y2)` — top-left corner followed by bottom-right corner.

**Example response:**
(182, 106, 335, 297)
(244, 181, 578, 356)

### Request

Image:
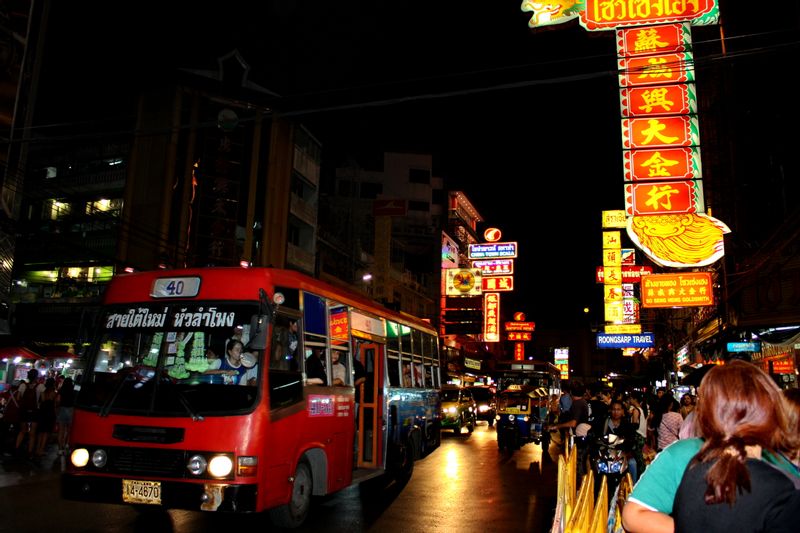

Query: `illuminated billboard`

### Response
(468, 242, 517, 260)
(641, 272, 714, 307)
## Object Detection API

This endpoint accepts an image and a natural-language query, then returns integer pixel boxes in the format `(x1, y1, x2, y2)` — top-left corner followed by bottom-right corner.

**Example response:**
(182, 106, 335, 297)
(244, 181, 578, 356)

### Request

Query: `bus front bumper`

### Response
(61, 473, 258, 512)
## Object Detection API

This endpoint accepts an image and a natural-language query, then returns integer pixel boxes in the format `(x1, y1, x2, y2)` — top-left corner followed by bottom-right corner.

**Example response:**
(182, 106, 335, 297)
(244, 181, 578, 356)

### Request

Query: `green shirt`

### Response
(627, 437, 800, 514)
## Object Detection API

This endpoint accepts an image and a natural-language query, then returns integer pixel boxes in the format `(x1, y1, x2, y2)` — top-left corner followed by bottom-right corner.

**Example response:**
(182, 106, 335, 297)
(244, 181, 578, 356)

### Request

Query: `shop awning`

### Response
(0, 346, 43, 360)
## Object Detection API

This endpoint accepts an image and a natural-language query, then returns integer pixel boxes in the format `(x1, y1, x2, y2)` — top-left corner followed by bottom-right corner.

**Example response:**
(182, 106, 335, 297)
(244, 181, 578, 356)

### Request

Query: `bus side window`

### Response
(413, 363, 423, 387)
(271, 316, 300, 371)
(387, 352, 401, 387)
(268, 370, 303, 409)
(402, 363, 412, 387)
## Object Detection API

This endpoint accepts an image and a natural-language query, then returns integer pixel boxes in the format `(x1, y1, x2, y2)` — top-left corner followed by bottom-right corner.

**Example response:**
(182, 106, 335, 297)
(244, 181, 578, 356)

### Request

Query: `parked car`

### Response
(466, 385, 496, 426)
(439, 385, 477, 434)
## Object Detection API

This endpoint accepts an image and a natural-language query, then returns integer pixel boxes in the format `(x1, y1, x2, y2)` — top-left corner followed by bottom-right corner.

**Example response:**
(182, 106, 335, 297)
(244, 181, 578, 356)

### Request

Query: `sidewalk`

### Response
(0, 442, 64, 489)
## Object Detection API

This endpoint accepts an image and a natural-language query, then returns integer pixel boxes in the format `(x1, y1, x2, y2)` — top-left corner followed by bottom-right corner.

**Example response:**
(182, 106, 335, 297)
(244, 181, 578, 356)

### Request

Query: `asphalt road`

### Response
(0, 422, 559, 532)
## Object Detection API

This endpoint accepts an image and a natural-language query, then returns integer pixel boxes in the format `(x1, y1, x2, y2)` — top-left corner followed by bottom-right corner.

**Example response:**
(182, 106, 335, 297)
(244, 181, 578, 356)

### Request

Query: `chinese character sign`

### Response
(484, 293, 500, 342)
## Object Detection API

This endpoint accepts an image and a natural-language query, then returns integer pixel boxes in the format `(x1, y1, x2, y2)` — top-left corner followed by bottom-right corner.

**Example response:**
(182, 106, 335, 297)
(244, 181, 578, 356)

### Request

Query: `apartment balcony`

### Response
(290, 192, 317, 227)
(15, 222, 119, 265)
(286, 242, 315, 275)
(30, 167, 127, 197)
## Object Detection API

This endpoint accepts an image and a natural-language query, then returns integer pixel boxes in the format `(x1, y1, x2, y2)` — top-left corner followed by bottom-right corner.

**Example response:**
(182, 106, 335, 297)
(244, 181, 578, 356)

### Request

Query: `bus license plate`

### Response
(122, 479, 161, 505)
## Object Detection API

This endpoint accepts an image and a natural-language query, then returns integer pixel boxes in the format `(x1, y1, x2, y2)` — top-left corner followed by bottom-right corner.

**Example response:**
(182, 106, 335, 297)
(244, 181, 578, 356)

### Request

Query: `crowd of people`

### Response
(547, 361, 800, 532)
(548, 381, 670, 482)
(0, 368, 75, 461)
(623, 361, 800, 532)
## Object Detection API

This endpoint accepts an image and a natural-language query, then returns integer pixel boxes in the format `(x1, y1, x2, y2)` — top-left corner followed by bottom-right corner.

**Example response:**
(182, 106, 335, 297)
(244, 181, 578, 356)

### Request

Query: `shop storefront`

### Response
(752, 341, 798, 389)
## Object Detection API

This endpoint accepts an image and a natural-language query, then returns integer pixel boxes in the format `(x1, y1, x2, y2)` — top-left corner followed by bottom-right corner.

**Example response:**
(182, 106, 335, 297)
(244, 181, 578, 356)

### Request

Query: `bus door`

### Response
(355, 340, 383, 468)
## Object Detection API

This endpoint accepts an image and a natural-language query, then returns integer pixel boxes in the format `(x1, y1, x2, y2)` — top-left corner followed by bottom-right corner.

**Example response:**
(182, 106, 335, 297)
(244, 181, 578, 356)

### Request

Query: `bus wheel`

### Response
(269, 461, 312, 529)
(390, 441, 414, 483)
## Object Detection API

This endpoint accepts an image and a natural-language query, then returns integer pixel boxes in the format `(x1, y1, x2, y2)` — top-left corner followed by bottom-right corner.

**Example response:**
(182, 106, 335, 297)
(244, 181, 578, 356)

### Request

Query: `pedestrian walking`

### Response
(56, 377, 75, 456)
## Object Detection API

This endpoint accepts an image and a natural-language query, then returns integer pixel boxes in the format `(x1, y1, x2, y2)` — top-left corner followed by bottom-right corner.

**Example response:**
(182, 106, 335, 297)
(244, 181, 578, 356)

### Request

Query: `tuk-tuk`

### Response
(495, 385, 549, 451)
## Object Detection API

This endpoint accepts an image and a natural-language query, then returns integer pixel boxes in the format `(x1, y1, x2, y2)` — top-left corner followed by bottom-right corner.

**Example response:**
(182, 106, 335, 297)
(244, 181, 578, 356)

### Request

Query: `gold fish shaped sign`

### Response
(626, 213, 730, 268)
(520, 0, 582, 28)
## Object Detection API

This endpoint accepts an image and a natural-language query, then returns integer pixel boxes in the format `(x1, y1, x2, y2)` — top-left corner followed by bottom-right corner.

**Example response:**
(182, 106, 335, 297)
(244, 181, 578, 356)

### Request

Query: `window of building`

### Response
(287, 224, 301, 246)
(43, 199, 70, 220)
(408, 200, 429, 212)
(85, 198, 122, 217)
(408, 168, 430, 184)
(360, 181, 382, 199)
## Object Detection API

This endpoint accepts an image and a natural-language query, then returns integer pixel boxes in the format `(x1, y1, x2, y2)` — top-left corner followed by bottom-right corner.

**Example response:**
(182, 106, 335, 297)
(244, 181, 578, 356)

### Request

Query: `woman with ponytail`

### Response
(671, 360, 800, 531)
(623, 360, 800, 533)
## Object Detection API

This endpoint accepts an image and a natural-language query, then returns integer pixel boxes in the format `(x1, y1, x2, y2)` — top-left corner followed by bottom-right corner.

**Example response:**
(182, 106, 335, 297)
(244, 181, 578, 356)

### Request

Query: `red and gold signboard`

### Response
(605, 301, 624, 322)
(606, 323, 642, 334)
(619, 53, 694, 87)
(602, 210, 627, 228)
(482, 276, 514, 292)
(596, 265, 653, 283)
(640, 272, 714, 308)
(620, 84, 695, 117)
(471, 259, 513, 275)
(603, 248, 622, 267)
(625, 180, 703, 216)
(604, 284, 624, 303)
(621, 116, 699, 149)
(771, 359, 796, 374)
(624, 146, 702, 181)
(508, 332, 532, 341)
(483, 292, 500, 342)
(505, 321, 535, 332)
(583, 1, 718, 31)
(616, 23, 691, 56)
(329, 308, 350, 340)
(603, 231, 622, 249)
(514, 342, 524, 361)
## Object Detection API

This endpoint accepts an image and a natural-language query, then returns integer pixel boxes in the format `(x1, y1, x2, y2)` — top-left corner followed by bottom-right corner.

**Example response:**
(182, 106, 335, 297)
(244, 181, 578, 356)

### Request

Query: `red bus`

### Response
(62, 267, 443, 527)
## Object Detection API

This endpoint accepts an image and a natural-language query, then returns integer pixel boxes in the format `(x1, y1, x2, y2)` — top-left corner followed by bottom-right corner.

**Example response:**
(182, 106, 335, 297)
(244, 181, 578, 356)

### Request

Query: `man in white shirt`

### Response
(331, 351, 347, 386)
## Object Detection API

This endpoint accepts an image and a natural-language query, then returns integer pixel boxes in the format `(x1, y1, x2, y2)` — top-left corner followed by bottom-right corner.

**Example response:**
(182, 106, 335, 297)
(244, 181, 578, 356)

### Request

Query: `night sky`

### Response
(35, 1, 777, 330)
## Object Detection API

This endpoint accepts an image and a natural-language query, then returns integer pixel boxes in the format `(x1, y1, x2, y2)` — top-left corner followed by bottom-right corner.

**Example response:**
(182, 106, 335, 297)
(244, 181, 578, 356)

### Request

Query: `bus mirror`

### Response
(247, 314, 269, 351)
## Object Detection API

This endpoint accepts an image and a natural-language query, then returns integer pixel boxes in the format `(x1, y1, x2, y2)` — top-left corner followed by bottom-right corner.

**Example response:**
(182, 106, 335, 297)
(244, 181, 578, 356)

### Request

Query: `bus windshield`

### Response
(497, 391, 531, 412)
(76, 302, 263, 417)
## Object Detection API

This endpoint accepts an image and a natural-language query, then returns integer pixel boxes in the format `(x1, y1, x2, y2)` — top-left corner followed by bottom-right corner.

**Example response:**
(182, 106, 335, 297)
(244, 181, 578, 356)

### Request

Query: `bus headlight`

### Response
(187, 454, 208, 476)
(208, 455, 234, 478)
(71, 448, 89, 468)
(91, 449, 108, 468)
